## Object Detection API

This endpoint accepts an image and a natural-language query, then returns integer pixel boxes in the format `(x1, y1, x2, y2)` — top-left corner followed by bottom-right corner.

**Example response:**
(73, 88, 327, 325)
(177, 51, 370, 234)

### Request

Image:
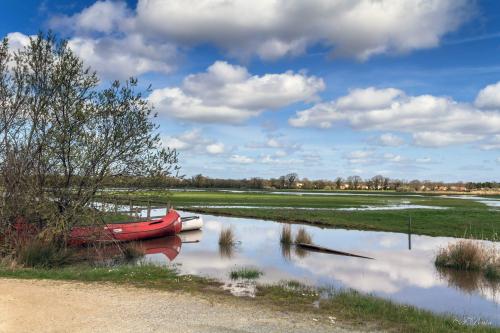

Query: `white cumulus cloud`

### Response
(412, 132, 483, 147)
(475, 82, 500, 110)
(229, 154, 254, 164)
(49, 1, 132, 34)
(206, 143, 225, 155)
(290, 85, 500, 147)
(149, 61, 324, 124)
(68, 34, 177, 79)
(162, 129, 225, 155)
(480, 135, 500, 150)
(5, 32, 31, 51)
(46, 0, 472, 65)
(375, 133, 405, 147)
(135, 0, 472, 60)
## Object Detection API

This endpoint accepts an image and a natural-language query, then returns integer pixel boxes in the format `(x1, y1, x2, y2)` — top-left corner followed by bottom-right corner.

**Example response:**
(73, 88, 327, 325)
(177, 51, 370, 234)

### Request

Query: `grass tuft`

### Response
(218, 227, 236, 246)
(435, 240, 499, 281)
(218, 227, 236, 258)
(294, 227, 312, 244)
(230, 267, 263, 280)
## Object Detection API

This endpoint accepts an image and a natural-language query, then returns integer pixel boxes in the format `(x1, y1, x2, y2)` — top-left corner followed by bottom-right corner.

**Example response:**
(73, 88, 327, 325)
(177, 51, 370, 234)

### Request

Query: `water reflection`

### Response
(142, 235, 182, 261)
(294, 245, 309, 259)
(219, 241, 235, 259)
(134, 211, 499, 325)
(280, 242, 291, 261)
(437, 267, 500, 304)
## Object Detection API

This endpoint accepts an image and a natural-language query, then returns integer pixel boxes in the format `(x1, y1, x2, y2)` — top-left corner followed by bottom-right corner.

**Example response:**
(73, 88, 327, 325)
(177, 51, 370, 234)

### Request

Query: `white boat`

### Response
(180, 215, 203, 231)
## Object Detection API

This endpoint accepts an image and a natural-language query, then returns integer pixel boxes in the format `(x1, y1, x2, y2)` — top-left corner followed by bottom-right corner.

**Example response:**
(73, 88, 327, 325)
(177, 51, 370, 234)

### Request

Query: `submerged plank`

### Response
(296, 243, 374, 260)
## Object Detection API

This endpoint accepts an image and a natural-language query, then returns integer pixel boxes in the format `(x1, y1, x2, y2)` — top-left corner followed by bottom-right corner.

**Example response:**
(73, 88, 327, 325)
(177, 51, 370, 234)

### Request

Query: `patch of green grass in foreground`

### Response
(0, 264, 497, 332)
(259, 282, 498, 332)
(229, 267, 263, 280)
(0, 264, 219, 293)
(104, 191, 500, 240)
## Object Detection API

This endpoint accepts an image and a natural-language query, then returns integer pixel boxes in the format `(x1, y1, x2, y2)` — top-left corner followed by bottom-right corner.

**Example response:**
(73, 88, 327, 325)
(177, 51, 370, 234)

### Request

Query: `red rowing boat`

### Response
(69, 209, 182, 246)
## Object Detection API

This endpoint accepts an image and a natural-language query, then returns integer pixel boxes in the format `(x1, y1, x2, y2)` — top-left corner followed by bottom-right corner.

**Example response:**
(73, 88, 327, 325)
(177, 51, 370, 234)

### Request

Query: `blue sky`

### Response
(2, 0, 500, 181)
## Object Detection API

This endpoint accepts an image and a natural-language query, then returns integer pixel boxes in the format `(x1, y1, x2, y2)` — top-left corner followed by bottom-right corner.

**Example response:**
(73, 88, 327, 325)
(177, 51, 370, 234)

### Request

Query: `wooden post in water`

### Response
(408, 213, 412, 250)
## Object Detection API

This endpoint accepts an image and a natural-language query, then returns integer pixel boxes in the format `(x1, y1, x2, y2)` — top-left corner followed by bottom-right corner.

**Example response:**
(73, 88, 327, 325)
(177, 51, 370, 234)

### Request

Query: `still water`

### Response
(131, 210, 500, 326)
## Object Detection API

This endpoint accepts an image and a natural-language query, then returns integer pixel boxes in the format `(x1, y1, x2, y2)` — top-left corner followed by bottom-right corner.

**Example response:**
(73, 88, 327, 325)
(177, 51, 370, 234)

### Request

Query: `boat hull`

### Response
(69, 210, 182, 246)
(180, 216, 203, 231)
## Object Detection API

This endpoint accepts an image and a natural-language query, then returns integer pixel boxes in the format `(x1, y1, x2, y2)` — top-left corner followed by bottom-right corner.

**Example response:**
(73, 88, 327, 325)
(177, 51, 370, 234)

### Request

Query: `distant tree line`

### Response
(98, 173, 500, 192)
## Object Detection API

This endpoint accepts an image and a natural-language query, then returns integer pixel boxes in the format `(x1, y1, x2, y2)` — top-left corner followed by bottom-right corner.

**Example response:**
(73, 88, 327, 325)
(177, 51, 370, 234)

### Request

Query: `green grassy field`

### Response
(105, 190, 500, 240)
(0, 264, 497, 332)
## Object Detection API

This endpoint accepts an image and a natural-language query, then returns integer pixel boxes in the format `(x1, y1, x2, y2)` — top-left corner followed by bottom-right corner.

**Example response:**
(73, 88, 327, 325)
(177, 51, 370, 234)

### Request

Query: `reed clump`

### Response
(294, 227, 312, 244)
(435, 240, 499, 281)
(280, 225, 293, 245)
(218, 227, 236, 246)
(218, 227, 237, 259)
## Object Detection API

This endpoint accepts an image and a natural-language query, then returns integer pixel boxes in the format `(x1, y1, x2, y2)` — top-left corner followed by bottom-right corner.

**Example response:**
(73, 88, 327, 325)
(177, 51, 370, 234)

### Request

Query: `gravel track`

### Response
(0, 278, 366, 333)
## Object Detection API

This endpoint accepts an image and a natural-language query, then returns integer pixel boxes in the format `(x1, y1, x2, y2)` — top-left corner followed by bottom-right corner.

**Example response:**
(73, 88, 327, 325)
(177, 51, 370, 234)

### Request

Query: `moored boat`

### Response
(69, 209, 182, 246)
(180, 215, 203, 232)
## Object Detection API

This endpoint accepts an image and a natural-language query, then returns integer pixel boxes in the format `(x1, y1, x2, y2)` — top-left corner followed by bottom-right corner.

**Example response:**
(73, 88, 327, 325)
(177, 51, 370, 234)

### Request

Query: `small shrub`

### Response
(294, 227, 312, 244)
(17, 240, 75, 268)
(230, 267, 263, 280)
(280, 225, 292, 245)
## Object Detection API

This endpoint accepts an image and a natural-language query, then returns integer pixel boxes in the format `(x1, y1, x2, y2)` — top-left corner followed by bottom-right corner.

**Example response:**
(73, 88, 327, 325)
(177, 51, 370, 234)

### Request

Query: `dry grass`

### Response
(218, 227, 236, 246)
(435, 240, 499, 281)
(280, 225, 292, 245)
(294, 227, 312, 244)
(218, 227, 236, 258)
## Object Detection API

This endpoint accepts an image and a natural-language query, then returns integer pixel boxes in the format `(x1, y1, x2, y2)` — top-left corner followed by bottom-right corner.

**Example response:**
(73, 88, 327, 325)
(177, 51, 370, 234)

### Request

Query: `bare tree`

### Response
(371, 175, 385, 190)
(347, 175, 362, 190)
(0, 33, 180, 245)
(285, 173, 298, 188)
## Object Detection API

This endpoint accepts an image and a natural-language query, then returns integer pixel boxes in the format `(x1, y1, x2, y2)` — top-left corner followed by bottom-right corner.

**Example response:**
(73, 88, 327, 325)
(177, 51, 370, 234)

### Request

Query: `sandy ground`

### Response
(0, 278, 365, 333)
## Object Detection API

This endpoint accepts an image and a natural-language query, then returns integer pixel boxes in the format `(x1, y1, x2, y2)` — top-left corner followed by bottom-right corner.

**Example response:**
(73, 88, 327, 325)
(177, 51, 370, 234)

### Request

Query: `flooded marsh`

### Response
(131, 210, 500, 326)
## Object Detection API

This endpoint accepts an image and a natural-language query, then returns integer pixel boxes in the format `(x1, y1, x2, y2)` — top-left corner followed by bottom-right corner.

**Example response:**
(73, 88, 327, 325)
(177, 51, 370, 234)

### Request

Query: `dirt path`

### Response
(0, 278, 365, 333)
